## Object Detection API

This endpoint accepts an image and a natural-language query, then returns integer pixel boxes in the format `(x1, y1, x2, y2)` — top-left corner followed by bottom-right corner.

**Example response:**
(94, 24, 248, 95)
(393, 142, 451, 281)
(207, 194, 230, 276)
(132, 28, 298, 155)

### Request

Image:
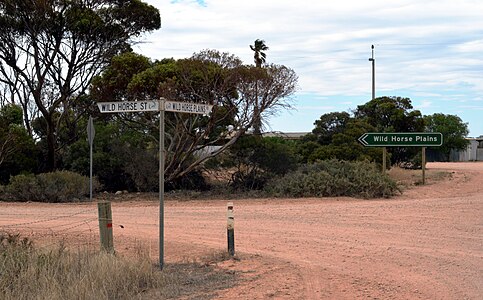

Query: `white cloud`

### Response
(297, 106, 337, 111)
(415, 100, 432, 109)
(138, 0, 483, 134)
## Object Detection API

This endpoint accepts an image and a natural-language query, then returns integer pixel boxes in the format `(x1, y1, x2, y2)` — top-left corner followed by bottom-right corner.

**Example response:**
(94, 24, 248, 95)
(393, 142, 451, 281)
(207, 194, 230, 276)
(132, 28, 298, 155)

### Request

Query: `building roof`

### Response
(261, 131, 309, 140)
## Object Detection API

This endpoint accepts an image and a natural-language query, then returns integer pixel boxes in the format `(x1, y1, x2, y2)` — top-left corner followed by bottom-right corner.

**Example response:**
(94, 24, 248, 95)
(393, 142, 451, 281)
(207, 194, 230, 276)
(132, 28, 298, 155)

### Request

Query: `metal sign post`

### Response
(159, 98, 165, 270)
(87, 116, 95, 201)
(422, 147, 426, 184)
(97, 98, 213, 270)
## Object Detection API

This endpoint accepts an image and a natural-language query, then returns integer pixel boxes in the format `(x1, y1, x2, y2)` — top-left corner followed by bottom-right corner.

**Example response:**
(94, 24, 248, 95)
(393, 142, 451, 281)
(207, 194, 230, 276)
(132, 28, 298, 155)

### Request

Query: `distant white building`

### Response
(261, 131, 309, 140)
(193, 131, 309, 159)
(450, 136, 483, 161)
(193, 145, 222, 159)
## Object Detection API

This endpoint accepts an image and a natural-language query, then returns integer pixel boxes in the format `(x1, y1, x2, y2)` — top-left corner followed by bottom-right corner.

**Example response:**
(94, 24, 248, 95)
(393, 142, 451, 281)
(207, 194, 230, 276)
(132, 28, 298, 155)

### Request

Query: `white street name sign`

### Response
(164, 100, 213, 115)
(95, 97, 213, 270)
(97, 100, 159, 113)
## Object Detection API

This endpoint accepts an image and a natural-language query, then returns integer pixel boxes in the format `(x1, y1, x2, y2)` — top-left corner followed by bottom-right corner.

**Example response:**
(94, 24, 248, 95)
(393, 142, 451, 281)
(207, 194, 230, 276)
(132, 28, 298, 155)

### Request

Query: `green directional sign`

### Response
(358, 132, 443, 147)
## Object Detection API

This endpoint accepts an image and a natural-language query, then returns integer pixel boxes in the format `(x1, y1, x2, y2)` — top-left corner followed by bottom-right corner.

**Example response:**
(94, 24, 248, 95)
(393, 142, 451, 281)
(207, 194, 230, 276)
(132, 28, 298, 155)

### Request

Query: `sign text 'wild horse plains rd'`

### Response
(164, 100, 212, 115)
(358, 132, 443, 147)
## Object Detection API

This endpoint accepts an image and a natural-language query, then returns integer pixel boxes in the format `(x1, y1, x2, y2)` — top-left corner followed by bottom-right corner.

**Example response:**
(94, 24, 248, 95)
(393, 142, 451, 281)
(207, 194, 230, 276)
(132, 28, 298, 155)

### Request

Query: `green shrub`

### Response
(226, 136, 299, 190)
(3, 174, 40, 201)
(231, 168, 270, 190)
(4, 171, 99, 202)
(166, 169, 209, 191)
(265, 160, 399, 198)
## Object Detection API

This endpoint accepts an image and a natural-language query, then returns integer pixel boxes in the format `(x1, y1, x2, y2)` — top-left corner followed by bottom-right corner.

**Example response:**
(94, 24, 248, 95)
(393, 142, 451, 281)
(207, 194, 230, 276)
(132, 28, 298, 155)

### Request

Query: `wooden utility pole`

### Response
(369, 45, 386, 173)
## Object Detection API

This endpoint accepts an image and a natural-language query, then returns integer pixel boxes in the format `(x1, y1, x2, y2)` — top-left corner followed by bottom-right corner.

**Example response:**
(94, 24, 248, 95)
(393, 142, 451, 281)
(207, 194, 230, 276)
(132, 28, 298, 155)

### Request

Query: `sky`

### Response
(135, 0, 483, 136)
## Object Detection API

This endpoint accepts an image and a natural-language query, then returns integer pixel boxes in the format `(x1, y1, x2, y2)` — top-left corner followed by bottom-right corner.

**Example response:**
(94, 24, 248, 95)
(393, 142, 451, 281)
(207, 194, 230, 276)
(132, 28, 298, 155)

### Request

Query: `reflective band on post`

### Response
(107, 223, 113, 228)
(227, 202, 235, 256)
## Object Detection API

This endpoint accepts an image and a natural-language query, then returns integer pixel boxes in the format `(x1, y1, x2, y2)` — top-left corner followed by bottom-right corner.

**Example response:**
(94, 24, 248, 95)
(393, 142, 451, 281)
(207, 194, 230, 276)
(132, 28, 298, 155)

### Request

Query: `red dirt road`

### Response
(1, 162, 482, 299)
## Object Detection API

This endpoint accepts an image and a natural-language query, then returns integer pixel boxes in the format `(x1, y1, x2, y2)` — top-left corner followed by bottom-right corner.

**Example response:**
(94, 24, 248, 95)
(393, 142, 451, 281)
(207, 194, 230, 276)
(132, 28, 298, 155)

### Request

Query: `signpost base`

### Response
(422, 147, 426, 185)
(382, 147, 387, 173)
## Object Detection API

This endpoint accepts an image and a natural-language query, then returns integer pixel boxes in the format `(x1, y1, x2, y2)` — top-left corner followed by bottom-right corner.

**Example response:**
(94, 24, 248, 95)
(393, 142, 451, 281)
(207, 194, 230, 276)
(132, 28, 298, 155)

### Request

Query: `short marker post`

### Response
(227, 202, 235, 256)
(98, 201, 114, 253)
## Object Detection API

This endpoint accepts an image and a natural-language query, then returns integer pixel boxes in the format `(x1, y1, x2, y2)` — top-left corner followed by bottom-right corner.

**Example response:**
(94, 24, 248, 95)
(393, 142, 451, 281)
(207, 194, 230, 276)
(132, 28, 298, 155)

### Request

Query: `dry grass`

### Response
(388, 166, 451, 188)
(0, 233, 236, 300)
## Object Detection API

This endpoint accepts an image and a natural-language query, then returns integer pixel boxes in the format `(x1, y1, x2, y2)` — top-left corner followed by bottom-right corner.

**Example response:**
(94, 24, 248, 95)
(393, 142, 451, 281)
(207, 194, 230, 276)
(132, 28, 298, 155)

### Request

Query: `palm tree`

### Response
(250, 39, 269, 134)
(250, 39, 269, 68)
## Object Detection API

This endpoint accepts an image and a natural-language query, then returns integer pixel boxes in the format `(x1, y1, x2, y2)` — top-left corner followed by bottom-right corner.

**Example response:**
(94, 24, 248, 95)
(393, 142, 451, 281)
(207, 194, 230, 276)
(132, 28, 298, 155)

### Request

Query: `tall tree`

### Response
(424, 113, 469, 161)
(250, 39, 269, 134)
(299, 111, 383, 164)
(0, 104, 37, 184)
(0, 0, 160, 171)
(311, 111, 351, 145)
(355, 96, 424, 164)
(354, 96, 424, 132)
(91, 49, 298, 184)
(250, 39, 269, 68)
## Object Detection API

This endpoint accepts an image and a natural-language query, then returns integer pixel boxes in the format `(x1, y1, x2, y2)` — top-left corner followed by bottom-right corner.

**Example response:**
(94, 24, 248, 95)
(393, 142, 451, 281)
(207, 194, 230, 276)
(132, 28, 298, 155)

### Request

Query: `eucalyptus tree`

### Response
(424, 113, 469, 161)
(355, 96, 424, 164)
(91, 49, 298, 185)
(0, 104, 37, 184)
(0, 0, 160, 171)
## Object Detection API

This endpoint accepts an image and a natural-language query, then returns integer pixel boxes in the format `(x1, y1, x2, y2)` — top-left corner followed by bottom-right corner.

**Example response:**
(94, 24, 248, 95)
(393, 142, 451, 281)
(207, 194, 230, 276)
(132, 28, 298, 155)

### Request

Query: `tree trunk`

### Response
(253, 80, 261, 135)
(21, 102, 33, 137)
(45, 115, 57, 171)
(46, 122, 57, 172)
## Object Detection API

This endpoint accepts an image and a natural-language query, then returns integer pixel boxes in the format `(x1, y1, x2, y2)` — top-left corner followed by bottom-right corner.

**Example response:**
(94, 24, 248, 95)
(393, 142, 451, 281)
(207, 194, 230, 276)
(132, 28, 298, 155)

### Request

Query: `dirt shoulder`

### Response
(1, 162, 482, 299)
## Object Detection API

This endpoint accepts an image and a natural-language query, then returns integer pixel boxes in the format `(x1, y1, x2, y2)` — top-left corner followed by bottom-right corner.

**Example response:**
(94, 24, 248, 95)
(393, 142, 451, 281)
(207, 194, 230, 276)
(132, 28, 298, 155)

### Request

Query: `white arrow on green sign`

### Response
(358, 132, 443, 147)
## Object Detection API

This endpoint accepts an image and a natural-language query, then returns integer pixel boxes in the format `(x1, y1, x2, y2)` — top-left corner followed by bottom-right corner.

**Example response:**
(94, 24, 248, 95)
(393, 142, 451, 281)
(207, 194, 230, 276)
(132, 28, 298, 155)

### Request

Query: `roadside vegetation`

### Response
(0, 171, 99, 202)
(388, 167, 452, 188)
(0, 131, 455, 201)
(0, 2, 470, 299)
(265, 160, 398, 198)
(0, 1, 469, 201)
(0, 233, 235, 300)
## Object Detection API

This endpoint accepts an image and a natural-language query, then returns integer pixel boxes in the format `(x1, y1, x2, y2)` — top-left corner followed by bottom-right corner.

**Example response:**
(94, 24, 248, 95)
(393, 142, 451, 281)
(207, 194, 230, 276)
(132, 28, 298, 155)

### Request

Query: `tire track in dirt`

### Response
(1, 162, 482, 299)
